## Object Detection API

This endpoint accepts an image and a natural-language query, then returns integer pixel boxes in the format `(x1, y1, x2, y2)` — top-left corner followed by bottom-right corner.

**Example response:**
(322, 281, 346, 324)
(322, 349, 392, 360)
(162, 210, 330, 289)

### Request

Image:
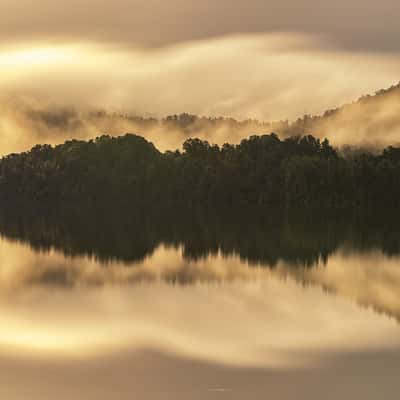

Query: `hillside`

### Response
(281, 82, 400, 147)
(2, 83, 399, 155)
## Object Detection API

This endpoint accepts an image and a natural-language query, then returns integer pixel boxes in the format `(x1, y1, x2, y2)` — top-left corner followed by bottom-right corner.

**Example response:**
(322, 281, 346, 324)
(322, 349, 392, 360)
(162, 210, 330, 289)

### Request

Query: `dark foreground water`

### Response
(1, 206, 400, 399)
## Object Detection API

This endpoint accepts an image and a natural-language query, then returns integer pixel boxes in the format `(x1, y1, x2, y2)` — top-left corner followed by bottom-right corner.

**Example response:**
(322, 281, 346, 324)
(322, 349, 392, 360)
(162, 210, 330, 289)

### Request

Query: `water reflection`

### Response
(282, 249, 400, 321)
(4, 203, 400, 266)
(0, 275, 399, 366)
(1, 204, 400, 399)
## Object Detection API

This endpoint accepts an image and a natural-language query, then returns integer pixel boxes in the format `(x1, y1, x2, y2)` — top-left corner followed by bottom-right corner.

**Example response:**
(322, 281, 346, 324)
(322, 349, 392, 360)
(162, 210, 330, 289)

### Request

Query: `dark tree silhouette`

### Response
(0, 132, 399, 210)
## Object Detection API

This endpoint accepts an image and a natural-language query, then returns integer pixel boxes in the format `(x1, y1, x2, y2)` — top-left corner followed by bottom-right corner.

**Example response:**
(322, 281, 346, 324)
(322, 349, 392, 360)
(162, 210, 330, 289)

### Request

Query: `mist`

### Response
(1, 34, 400, 154)
(1, 84, 400, 156)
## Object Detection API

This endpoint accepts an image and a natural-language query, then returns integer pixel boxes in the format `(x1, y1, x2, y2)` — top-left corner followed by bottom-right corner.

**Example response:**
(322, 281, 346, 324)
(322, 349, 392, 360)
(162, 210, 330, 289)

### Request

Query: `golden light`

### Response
(0, 45, 75, 68)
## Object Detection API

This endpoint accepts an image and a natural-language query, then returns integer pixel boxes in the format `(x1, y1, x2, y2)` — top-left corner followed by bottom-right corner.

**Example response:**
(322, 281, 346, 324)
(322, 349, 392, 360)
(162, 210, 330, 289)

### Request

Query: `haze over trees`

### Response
(1, 132, 400, 209)
(3, 82, 400, 155)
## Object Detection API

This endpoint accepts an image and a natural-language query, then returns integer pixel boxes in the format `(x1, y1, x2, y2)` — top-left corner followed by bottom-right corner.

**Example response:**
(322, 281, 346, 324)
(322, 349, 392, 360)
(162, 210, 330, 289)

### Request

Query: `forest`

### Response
(1, 132, 400, 209)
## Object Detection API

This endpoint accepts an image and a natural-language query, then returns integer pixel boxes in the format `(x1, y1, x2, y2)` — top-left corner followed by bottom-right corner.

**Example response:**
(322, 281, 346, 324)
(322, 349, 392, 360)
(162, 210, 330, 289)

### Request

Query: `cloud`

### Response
(0, 0, 399, 52)
(0, 33, 400, 154)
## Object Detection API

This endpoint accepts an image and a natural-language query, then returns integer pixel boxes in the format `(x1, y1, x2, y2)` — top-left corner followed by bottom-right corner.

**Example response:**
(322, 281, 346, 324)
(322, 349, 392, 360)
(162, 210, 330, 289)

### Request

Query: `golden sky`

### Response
(0, 1, 399, 151)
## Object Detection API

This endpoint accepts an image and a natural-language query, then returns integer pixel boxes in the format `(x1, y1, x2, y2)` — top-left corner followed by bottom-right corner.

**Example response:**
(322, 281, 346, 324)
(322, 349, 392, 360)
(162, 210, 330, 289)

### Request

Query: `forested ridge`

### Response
(14, 82, 400, 150)
(1, 132, 400, 209)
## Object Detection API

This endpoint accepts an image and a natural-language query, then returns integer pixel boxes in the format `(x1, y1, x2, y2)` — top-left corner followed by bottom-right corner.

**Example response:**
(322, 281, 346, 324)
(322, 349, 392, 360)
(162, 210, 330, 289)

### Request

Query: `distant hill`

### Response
(280, 82, 400, 148)
(2, 82, 400, 154)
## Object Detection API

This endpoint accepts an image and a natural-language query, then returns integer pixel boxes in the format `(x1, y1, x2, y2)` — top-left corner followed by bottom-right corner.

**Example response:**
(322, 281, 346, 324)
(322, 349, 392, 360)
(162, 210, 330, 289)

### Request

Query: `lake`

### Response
(0, 206, 399, 399)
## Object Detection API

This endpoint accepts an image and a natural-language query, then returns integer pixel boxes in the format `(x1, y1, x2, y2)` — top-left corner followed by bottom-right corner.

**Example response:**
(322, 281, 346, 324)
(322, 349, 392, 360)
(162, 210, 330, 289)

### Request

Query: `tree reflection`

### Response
(0, 202, 399, 268)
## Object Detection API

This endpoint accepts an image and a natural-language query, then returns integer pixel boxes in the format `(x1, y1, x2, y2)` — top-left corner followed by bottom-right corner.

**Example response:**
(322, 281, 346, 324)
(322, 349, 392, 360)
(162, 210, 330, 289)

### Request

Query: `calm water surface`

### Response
(1, 209, 400, 399)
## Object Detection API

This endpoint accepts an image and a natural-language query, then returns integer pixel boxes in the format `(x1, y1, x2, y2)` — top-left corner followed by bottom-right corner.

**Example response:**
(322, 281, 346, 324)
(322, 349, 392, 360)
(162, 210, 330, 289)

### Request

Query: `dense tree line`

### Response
(1, 132, 400, 208)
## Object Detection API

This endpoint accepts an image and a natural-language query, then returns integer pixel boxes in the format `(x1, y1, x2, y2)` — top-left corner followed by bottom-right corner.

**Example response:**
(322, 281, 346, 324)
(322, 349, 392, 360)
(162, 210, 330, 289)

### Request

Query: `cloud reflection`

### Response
(0, 238, 399, 370)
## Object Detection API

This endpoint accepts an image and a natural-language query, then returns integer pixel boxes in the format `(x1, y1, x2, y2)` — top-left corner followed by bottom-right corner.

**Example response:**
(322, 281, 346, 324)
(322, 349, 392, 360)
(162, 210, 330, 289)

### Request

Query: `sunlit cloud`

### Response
(1, 34, 399, 120)
(0, 33, 399, 154)
(0, 46, 72, 67)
